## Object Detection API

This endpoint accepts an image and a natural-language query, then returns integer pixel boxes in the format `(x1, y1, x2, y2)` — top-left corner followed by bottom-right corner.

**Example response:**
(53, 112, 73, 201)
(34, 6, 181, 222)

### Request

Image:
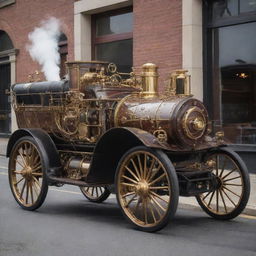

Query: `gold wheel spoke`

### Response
(32, 181, 39, 197)
(14, 170, 24, 175)
(149, 186, 169, 190)
(125, 194, 137, 207)
(145, 158, 156, 181)
(223, 176, 241, 182)
(130, 159, 141, 180)
(150, 191, 169, 204)
(223, 186, 241, 198)
(150, 194, 167, 212)
(133, 198, 141, 215)
(32, 176, 41, 189)
(18, 152, 27, 167)
(16, 159, 25, 168)
(202, 191, 211, 200)
(219, 189, 228, 213)
(216, 189, 219, 212)
(150, 199, 162, 218)
(149, 172, 166, 186)
(222, 167, 237, 180)
(148, 165, 161, 183)
(143, 153, 147, 180)
(148, 201, 157, 223)
(219, 157, 228, 178)
(24, 143, 29, 163)
(20, 180, 27, 199)
(143, 199, 148, 224)
(32, 165, 42, 172)
(137, 155, 144, 179)
(122, 191, 136, 198)
(121, 182, 136, 188)
(207, 191, 215, 207)
(221, 188, 237, 207)
(25, 181, 29, 204)
(32, 155, 40, 167)
(14, 177, 25, 186)
(30, 182, 34, 204)
(123, 175, 138, 184)
(223, 183, 242, 187)
(124, 166, 140, 182)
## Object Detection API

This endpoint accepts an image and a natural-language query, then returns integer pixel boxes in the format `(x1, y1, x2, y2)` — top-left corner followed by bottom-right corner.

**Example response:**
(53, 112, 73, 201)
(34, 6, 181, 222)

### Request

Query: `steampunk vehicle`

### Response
(7, 61, 250, 232)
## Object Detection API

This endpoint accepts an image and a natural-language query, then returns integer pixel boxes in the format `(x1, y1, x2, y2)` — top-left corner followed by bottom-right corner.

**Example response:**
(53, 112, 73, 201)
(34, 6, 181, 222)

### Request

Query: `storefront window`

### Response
(205, 1, 256, 144)
(92, 8, 133, 73)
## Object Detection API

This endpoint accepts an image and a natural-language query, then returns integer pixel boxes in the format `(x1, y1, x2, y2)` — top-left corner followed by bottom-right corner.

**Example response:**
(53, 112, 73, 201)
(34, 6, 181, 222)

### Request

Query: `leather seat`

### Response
(12, 80, 69, 105)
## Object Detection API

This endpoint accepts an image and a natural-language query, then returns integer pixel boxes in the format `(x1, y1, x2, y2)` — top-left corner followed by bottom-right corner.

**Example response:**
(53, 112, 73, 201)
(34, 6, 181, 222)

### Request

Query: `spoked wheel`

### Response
(196, 148, 250, 220)
(116, 146, 179, 232)
(80, 186, 111, 203)
(8, 136, 48, 210)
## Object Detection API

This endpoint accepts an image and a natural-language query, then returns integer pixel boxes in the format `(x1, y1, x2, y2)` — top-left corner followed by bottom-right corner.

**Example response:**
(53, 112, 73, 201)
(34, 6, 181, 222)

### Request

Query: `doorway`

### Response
(0, 62, 11, 134)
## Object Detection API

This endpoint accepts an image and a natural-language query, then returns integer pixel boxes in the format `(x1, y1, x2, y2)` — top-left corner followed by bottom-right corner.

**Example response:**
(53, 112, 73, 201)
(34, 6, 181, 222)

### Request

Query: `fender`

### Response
(86, 127, 169, 184)
(6, 128, 61, 177)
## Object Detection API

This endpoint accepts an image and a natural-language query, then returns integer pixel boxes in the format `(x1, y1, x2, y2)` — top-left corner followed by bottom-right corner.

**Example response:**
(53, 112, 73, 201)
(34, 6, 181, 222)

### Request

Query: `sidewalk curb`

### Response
(178, 202, 256, 217)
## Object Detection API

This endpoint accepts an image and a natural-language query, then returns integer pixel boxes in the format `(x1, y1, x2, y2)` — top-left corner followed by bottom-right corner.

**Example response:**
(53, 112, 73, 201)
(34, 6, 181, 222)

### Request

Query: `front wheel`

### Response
(115, 146, 179, 232)
(196, 148, 250, 220)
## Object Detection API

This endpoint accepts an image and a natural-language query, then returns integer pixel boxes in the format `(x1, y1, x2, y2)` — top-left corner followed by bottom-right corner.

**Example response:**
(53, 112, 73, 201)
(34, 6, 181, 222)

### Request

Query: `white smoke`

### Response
(27, 17, 61, 81)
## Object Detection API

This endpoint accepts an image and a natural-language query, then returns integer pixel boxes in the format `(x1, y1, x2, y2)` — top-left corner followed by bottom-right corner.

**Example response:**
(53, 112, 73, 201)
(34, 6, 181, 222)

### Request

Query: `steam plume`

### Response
(27, 17, 61, 81)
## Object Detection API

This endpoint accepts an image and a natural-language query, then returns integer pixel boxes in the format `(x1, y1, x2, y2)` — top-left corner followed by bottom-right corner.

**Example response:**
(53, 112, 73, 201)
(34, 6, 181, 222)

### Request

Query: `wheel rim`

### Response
(117, 150, 171, 228)
(199, 153, 244, 215)
(81, 186, 106, 200)
(9, 140, 44, 207)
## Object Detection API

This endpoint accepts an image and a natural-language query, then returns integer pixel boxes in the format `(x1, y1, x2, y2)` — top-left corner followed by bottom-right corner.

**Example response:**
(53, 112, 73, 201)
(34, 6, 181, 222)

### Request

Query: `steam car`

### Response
(6, 61, 250, 232)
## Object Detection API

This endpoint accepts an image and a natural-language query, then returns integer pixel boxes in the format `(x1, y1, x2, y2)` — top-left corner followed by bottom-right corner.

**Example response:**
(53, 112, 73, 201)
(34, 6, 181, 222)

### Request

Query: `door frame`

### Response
(0, 48, 18, 136)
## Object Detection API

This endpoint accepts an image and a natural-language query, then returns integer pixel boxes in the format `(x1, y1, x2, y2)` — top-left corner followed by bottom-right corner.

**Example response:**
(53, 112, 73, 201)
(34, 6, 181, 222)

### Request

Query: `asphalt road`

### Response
(0, 155, 256, 256)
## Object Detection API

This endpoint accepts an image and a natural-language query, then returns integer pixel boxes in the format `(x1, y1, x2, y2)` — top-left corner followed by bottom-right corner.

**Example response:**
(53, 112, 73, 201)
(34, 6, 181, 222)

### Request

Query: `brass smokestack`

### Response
(141, 63, 159, 97)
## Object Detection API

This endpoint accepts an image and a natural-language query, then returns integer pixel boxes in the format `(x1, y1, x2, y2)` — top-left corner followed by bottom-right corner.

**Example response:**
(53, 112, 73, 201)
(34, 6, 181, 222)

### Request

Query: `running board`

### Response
(48, 175, 109, 187)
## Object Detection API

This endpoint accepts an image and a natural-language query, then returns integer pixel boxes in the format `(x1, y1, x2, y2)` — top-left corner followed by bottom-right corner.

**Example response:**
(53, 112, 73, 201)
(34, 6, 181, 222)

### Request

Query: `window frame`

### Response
(91, 6, 133, 60)
(203, 0, 256, 138)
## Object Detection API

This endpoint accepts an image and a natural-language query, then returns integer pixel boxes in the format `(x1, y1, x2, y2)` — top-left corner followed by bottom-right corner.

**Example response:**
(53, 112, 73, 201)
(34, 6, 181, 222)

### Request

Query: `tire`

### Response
(8, 136, 48, 211)
(196, 148, 250, 220)
(115, 146, 179, 232)
(80, 186, 111, 203)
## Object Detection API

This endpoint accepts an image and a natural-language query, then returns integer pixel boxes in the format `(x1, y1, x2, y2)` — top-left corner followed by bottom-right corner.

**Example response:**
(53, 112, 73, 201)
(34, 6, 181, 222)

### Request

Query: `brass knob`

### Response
(192, 117, 205, 131)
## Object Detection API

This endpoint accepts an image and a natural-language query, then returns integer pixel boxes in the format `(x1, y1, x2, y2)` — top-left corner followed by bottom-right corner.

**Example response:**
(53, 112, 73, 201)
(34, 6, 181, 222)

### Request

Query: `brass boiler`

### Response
(114, 63, 209, 148)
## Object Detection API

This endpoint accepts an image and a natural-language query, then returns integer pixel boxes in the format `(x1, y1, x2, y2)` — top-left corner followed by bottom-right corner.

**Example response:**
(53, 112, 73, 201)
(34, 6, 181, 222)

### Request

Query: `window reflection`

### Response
(216, 22, 256, 143)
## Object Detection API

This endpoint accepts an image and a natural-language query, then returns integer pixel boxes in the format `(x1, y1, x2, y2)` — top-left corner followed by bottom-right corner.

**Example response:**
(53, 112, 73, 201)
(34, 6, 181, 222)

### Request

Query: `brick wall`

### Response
(133, 0, 182, 92)
(0, 0, 74, 83)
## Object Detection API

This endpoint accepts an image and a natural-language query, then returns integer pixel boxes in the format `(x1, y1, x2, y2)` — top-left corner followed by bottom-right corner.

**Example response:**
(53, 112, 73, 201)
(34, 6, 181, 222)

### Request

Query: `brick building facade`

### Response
(0, 0, 74, 83)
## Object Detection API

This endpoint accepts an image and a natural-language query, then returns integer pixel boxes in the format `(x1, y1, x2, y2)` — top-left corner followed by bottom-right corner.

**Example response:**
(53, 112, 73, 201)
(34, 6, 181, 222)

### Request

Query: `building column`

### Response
(9, 53, 17, 132)
(182, 0, 203, 100)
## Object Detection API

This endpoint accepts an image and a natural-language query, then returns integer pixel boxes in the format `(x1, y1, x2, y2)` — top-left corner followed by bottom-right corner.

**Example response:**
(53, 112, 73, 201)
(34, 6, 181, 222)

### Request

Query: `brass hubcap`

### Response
(10, 140, 44, 207)
(136, 181, 149, 198)
(118, 150, 171, 227)
(199, 153, 244, 215)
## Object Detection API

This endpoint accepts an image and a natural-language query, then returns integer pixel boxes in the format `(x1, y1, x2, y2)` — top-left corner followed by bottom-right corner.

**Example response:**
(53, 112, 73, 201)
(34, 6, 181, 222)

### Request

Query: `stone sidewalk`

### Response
(0, 137, 255, 216)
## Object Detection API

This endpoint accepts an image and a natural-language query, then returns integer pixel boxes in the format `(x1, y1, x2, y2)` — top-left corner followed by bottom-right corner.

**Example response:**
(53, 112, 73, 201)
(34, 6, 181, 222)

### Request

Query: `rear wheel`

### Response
(80, 186, 111, 203)
(196, 148, 250, 220)
(115, 146, 179, 232)
(8, 136, 48, 210)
